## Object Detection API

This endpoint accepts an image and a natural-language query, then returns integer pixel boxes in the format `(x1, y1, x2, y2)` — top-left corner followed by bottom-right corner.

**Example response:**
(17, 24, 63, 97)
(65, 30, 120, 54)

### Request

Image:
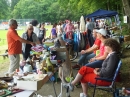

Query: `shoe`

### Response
(63, 83, 74, 91)
(80, 93, 87, 97)
(72, 64, 80, 70)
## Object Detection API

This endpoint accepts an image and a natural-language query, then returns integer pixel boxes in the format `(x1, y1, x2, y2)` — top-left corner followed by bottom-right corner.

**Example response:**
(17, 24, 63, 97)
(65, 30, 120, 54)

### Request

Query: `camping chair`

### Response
(89, 60, 122, 97)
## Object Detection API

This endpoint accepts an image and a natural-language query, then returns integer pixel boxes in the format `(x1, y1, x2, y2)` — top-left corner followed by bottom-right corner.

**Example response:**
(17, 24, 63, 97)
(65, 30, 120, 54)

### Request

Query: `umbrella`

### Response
(80, 15, 86, 33)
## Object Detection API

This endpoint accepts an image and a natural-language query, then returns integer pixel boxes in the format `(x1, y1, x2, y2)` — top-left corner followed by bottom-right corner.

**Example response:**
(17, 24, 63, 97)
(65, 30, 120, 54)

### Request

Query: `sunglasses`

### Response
(28, 28, 33, 30)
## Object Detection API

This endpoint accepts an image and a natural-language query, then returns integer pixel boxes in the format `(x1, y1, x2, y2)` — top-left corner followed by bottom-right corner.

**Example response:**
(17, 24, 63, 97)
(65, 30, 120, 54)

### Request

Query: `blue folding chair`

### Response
(89, 60, 122, 97)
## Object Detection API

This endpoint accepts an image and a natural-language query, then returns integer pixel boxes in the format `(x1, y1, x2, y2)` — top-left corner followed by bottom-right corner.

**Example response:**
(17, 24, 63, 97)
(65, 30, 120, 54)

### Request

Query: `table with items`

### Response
(0, 72, 49, 97)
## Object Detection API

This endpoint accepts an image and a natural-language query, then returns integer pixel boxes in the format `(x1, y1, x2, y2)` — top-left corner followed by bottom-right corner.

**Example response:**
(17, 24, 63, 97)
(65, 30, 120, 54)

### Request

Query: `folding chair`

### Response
(89, 60, 122, 97)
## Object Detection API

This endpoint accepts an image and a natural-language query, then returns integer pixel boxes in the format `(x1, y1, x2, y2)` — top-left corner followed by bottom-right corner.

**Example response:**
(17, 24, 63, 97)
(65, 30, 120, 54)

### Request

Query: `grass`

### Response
(0, 25, 52, 46)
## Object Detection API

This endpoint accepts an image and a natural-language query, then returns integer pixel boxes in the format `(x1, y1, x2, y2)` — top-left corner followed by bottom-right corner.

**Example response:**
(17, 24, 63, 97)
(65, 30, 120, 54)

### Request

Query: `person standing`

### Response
(51, 23, 57, 39)
(64, 19, 74, 40)
(7, 19, 35, 73)
(86, 18, 95, 47)
(38, 22, 46, 44)
(22, 24, 40, 60)
(30, 19, 39, 37)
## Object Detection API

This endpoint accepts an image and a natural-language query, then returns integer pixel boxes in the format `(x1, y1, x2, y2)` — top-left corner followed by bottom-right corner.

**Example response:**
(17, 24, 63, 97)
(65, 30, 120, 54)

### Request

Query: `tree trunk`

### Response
(122, 0, 130, 29)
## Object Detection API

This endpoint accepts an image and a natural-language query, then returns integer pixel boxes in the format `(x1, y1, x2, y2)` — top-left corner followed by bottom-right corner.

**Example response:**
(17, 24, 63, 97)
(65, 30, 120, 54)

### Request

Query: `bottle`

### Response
(46, 57, 54, 72)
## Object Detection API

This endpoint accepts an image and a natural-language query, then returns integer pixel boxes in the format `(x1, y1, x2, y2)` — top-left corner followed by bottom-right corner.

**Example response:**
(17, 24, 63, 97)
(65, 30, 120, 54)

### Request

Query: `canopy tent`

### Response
(85, 9, 118, 18)
(85, 9, 122, 33)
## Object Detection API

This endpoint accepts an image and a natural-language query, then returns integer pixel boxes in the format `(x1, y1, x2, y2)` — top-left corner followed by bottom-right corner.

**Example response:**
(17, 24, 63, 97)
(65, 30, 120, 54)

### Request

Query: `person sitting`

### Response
(64, 38, 120, 97)
(85, 29, 108, 68)
(72, 28, 101, 69)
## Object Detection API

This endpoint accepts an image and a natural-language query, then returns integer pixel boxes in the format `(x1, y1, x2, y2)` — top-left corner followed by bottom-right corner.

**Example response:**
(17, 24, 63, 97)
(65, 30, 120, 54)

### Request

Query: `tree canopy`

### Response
(0, 0, 130, 25)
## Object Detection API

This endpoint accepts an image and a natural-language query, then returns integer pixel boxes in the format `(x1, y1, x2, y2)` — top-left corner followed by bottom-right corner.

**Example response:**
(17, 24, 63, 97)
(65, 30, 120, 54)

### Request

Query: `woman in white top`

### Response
(30, 19, 40, 37)
(56, 22, 62, 36)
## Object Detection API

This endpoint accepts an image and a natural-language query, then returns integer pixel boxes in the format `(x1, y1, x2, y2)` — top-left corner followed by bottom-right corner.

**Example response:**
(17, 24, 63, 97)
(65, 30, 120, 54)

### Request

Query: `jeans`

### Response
(85, 60, 104, 68)
(78, 53, 96, 66)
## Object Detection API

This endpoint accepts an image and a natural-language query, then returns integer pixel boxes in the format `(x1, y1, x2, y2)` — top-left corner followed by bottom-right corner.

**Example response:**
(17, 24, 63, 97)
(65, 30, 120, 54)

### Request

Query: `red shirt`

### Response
(93, 39, 101, 54)
(7, 28, 22, 55)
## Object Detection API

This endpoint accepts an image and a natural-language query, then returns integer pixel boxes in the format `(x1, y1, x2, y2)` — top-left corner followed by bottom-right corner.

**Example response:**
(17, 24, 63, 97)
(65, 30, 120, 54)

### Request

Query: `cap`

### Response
(95, 29, 107, 36)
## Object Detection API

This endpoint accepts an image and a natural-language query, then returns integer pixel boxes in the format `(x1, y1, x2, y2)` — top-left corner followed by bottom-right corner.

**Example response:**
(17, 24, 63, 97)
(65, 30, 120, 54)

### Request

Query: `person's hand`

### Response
(89, 58, 95, 63)
(30, 42, 36, 46)
(42, 39, 45, 42)
(95, 68, 99, 71)
(93, 68, 99, 75)
(80, 50, 86, 54)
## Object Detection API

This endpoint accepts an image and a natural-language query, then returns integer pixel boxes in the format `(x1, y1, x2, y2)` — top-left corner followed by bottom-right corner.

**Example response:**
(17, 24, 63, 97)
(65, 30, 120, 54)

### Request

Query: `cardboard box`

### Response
(17, 74, 49, 91)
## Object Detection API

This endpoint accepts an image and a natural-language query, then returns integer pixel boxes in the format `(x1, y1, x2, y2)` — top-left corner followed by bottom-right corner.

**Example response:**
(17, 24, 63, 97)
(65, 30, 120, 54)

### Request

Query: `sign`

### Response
(124, 16, 128, 23)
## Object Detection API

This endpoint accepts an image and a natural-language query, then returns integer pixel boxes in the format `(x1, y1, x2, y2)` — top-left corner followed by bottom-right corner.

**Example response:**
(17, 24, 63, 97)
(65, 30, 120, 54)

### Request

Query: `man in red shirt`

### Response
(73, 28, 101, 69)
(7, 19, 35, 73)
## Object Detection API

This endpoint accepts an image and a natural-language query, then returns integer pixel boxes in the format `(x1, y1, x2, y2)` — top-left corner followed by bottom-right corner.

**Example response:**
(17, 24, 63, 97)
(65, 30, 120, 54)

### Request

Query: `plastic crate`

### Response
(115, 88, 130, 97)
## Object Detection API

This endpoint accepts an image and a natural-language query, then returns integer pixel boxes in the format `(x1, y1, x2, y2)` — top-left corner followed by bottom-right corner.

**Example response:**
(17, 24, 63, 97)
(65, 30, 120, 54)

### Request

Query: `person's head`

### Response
(104, 38, 120, 53)
(27, 24, 33, 34)
(8, 19, 18, 29)
(92, 28, 100, 38)
(40, 22, 45, 28)
(95, 29, 107, 40)
(86, 18, 90, 22)
(68, 19, 71, 24)
(52, 23, 56, 28)
(30, 19, 38, 26)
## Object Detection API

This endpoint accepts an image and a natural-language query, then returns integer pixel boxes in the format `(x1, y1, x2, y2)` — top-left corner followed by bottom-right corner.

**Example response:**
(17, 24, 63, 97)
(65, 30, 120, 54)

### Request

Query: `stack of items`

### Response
(115, 87, 130, 97)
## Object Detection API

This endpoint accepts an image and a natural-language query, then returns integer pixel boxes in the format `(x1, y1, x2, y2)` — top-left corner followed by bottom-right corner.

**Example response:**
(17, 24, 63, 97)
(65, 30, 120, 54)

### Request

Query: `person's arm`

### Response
(99, 54, 119, 77)
(64, 24, 67, 32)
(85, 23, 88, 32)
(93, 68, 100, 75)
(86, 44, 98, 53)
(94, 51, 108, 60)
(44, 28, 46, 39)
(42, 28, 46, 42)
(89, 51, 108, 62)
(33, 33, 41, 44)
(19, 38, 35, 46)
(80, 44, 99, 54)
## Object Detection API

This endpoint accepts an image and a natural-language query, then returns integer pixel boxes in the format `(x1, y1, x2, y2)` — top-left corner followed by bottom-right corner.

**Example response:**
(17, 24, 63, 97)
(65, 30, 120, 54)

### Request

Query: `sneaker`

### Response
(63, 83, 74, 91)
(72, 64, 80, 70)
(80, 93, 87, 97)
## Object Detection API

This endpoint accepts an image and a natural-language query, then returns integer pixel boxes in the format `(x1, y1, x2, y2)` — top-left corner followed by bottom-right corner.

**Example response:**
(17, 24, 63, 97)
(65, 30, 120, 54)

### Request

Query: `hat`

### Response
(95, 29, 107, 36)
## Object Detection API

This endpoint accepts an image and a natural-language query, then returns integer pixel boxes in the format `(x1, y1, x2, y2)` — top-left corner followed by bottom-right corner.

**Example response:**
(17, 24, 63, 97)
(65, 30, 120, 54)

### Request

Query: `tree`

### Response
(122, 0, 130, 29)
(10, 0, 20, 11)
(0, 0, 9, 19)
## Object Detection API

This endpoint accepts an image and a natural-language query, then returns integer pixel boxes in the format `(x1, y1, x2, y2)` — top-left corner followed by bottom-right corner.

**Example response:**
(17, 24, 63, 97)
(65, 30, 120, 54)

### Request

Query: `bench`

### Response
(0, 53, 8, 59)
(0, 49, 8, 59)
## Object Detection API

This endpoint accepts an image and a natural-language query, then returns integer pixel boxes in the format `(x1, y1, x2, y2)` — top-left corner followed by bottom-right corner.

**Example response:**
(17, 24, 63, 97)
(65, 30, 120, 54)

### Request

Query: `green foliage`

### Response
(0, 0, 10, 19)
(0, 0, 129, 26)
